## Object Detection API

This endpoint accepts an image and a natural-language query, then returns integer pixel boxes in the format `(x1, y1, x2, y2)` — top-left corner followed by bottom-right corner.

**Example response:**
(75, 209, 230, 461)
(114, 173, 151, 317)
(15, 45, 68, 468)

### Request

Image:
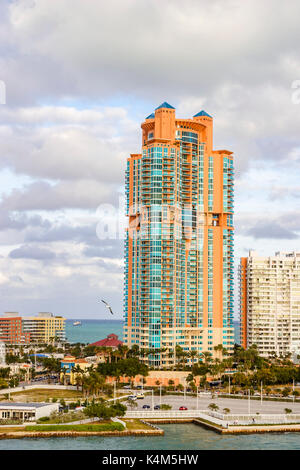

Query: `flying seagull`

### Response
(100, 299, 114, 315)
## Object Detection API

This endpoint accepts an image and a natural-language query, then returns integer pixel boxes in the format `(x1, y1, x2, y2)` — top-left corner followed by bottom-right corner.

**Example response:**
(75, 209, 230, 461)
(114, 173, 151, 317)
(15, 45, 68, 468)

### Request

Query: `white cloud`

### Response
(0, 0, 300, 318)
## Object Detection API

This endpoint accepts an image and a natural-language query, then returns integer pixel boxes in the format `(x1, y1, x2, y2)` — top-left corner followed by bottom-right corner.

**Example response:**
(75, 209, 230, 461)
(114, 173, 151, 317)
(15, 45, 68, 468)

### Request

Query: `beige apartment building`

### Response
(240, 251, 300, 358)
(22, 312, 66, 344)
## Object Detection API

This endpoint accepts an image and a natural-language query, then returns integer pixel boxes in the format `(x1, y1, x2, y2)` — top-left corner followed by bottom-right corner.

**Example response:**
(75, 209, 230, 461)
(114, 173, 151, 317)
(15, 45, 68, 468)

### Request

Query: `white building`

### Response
(240, 251, 300, 358)
(0, 342, 5, 364)
(0, 402, 59, 422)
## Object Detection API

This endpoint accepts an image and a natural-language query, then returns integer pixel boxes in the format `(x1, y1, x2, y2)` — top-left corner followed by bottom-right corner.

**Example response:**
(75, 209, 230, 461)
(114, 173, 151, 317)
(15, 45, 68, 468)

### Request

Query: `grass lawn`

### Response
(25, 422, 124, 432)
(0, 426, 25, 433)
(10, 388, 83, 402)
(123, 419, 154, 431)
(0, 420, 153, 434)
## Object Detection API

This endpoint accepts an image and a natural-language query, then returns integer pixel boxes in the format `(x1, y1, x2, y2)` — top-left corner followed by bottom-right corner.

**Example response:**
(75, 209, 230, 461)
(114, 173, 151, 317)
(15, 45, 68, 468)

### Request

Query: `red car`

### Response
(179, 406, 188, 410)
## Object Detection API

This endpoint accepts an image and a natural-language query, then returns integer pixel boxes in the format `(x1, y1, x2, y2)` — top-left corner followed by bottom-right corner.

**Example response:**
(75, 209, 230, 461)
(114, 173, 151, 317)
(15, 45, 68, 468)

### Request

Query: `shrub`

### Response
(160, 404, 172, 410)
(208, 403, 219, 411)
(38, 416, 50, 423)
(25, 423, 124, 432)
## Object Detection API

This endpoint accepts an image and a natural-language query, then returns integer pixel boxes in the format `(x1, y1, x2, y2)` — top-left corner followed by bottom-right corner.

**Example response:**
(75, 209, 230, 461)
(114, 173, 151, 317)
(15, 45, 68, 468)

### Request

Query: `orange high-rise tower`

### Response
(124, 103, 234, 366)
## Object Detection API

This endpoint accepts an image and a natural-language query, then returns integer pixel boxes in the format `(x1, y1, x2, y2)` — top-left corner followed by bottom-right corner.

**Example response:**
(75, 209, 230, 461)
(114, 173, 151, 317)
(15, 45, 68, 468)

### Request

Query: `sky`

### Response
(0, 0, 299, 319)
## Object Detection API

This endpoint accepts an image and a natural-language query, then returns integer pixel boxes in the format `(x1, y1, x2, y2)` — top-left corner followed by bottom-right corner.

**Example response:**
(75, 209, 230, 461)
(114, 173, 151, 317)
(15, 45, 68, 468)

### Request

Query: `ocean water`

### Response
(66, 319, 124, 344)
(66, 319, 240, 346)
(0, 424, 299, 450)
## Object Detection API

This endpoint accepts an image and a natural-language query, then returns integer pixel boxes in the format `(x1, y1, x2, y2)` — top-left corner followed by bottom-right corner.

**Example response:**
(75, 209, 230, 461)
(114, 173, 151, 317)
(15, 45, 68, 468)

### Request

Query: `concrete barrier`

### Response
(0, 384, 78, 395)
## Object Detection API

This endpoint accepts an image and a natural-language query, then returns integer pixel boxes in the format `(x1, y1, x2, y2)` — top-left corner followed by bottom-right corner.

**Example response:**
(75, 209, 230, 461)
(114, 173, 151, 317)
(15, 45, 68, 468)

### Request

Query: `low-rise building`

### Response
(89, 333, 123, 349)
(89, 334, 123, 363)
(60, 355, 90, 385)
(0, 313, 30, 344)
(0, 402, 59, 422)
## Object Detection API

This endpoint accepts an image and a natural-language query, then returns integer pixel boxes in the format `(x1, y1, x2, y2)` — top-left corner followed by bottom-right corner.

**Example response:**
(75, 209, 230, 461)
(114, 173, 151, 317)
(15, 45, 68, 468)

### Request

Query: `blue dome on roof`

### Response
(145, 113, 155, 119)
(155, 102, 175, 110)
(194, 110, 212, 118)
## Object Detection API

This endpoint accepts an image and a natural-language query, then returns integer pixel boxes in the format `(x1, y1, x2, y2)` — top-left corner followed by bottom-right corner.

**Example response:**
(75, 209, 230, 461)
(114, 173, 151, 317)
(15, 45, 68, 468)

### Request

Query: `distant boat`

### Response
(73, 321, 82, 326)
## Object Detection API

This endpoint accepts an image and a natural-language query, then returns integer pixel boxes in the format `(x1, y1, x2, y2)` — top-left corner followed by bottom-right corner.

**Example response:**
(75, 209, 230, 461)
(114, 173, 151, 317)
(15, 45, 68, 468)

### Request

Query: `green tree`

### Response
(208, 403, 219, 412)
(126, 399, 138, 410)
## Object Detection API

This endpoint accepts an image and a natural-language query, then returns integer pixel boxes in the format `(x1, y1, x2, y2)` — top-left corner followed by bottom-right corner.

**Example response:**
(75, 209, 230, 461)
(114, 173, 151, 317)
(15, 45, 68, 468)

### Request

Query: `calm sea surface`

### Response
(65, 319, 240, 346)
(65, 319, 124, 344)
(0, 424, 299, 450)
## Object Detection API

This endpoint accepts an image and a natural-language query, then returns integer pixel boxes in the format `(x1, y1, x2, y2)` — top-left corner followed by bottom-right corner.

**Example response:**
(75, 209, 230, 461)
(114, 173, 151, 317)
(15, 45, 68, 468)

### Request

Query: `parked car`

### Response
(123, 385, 131, 389)
(142, 404, 150, 409)
(154, 405, 160, 410)
(136, 385, 143, 390)
(127, 395, 137, 401)
(136, 393, 145, 399)
(179, 406, 188, 410)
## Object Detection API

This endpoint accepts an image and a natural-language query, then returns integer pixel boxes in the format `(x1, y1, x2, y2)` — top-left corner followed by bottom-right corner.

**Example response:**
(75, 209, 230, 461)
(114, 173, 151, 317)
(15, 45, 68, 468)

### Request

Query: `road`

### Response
(130, 393, 300, 415)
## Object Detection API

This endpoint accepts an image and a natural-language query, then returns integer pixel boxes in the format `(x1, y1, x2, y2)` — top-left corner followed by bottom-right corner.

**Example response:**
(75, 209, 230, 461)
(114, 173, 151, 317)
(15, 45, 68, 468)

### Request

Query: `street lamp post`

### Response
(160, 384, 162, 406)
(152, 389, 154, 411)
(248, 389, 251, 415)
(229, 375, 231, 396)
(197, 386, 199, 411)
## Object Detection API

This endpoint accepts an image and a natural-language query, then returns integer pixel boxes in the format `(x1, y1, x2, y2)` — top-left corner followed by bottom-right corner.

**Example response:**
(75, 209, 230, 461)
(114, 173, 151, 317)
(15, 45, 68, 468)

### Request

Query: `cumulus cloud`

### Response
(0, 179, 117, 211)
(0, 0, 299, 317)
(3, 0, 300, 103)
(246, 221, 299, 240)
(0, 108, 135, 183)
(9, 244, 57, 260)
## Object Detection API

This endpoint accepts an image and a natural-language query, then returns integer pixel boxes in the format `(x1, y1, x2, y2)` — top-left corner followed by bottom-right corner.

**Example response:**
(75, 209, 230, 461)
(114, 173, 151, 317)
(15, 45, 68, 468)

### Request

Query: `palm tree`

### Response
(186, 373, 194, 384)
(168, 379, 175, 390)
(214, 344, 228, 360)
(127, 399, 138, 410)
(74, 373, 83, 391)
(175, 345, 187, 368)
(118, 345, 129, 360)
(129, 344, 140, 357)
(82, 375, 93, 399)
(200, 351, 213, 365)
(61, 366, 68, 386)
(189, 350, 198, 367)
(208, 403, 219, 412)
(72, 364, 83, 390)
